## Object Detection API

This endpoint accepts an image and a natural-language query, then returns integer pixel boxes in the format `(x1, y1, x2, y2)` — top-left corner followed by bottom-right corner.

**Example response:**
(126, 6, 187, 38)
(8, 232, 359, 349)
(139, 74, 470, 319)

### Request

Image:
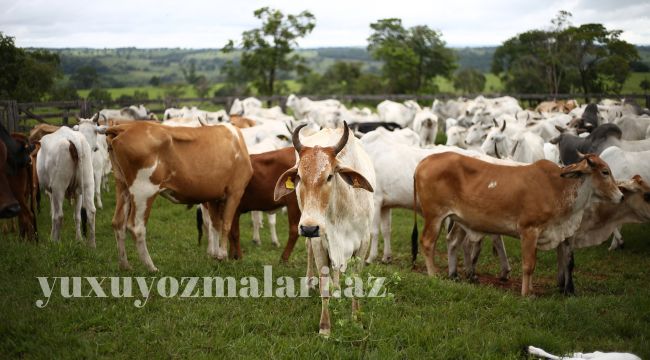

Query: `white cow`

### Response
(274, 123, 375, 336)
(411, 108, 439, 147)
(73, 115, 109, 209)
(528, 345, 640, 360)
(445, 125, 468, 148)
(286, 94, 341, 120)
(377, 100, 421, 128)
(37, 126, 96, 246)
(100, 105, 156, 122)
(613, 115, 650, 140)
(481, 120, 545, 163)
(229, 97, 263, 115)
(163, 107, 228, 123)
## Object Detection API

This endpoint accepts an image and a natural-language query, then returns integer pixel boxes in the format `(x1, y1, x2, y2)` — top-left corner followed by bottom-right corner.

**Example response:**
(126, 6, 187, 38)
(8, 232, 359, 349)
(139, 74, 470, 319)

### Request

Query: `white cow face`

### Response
(74, 114, 106, 152)
(465, 123, 490, 146)
(445, 126, 467, 147)
(481, 121, 508, 158)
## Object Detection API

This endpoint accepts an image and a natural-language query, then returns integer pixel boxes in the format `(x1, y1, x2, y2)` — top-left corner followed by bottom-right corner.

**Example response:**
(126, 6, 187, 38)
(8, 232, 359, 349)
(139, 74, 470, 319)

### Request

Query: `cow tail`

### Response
(66, 141, 79, 198)
(411, 176, 419, 269)
(81, 207, 87, 239)
(196, 206, 203, 246)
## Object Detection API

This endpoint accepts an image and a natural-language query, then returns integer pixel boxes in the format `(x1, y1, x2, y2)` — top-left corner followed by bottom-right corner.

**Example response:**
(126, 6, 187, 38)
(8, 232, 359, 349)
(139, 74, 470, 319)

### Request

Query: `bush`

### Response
(86, 88, 112, 103)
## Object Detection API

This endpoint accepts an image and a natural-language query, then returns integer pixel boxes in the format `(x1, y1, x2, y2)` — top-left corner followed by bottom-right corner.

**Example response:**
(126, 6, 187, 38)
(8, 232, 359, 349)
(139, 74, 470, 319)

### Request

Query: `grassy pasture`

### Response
(1, 177, 650, 359)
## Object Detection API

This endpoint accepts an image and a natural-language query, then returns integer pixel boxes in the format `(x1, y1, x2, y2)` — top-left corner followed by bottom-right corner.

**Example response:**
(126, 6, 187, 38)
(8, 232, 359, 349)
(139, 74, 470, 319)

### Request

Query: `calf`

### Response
(198, 147, 301, 261)
(414, 152, 622, 296)
(106, 122, 252, 271)
(274, 122, 375, 336)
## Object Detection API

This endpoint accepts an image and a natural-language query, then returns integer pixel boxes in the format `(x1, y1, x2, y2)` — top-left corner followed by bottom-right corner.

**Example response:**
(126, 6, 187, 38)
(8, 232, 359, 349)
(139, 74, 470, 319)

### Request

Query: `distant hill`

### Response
(38, 45, 648, 89)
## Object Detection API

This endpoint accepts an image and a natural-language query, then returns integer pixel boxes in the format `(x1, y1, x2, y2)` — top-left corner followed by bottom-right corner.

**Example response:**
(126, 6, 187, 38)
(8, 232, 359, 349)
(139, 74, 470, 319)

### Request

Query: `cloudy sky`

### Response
(1, 0, 649, 48)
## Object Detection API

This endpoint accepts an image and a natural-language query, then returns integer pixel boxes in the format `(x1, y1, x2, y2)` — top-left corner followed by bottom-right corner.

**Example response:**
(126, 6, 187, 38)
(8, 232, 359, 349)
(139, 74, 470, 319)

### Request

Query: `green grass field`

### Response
(2, 178, 650, 358)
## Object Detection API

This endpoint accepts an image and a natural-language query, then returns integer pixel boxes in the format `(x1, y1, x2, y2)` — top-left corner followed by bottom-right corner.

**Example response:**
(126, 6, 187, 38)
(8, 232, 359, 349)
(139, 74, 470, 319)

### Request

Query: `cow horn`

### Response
(292, 123, 308, 153)
(91, 113, 100, 123)
(494, 142, 501, 159)
(333, 121, 349, 155)
(492, 119, 498, 127)
(500, 120, 506, 132)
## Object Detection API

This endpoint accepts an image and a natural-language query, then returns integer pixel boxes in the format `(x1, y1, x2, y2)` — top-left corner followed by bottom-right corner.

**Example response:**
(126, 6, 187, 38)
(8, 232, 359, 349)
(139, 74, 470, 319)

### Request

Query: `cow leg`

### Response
(251, 211, 262, 245)
(421, 215, 444, 276)
(228, 212, 241, 259)
(268, 213, 279, 247)
(556, 241, 575, 295)
(465, 235, 482, 282)
(353, 235, 370, 320)
(220, 189, 246, 260)
(49, 190, 64, 242)
(520, 228, 539, 296)
(127, 192, 158, 272)
(490, 235, 511, 281)
(310, 237, 331, 336)
(206, 201, 225, 260)
(94, 167, 103, 209)
(366, 200, 382, 264)
(73, 194, 83, 242)
(280, 204, 300, 262)
(608, 226, 624, 251)
(380, 207, 392, 263)
(447, 223, 464, 279)
(305, 238, 317, 290)
(82, 186, 97, 249)
(112, 181, 131, 270)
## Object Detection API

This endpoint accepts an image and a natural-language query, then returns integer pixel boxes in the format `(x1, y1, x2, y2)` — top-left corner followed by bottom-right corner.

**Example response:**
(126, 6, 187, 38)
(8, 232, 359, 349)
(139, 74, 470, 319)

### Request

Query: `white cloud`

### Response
(0, 0, 648, 48)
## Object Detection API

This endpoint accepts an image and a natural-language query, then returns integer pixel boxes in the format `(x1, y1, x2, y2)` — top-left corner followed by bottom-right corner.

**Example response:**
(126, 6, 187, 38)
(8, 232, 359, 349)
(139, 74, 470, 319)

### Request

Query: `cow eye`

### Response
(602, 170, 610, 176)
(327, 174, 333, 182)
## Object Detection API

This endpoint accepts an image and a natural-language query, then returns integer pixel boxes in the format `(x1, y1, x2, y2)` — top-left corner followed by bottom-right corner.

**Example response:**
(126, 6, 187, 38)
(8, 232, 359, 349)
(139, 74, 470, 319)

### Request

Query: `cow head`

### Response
(274, 122, 373, 238)
(618, 175, 650, 220)
(480, 120, 508, 159)
(560, 152, 623, 203)
(74, 114, 106, 152)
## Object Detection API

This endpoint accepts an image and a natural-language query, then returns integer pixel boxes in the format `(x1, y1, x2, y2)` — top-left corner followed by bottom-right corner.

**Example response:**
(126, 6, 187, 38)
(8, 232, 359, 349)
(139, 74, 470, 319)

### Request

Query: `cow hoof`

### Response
(319, 328, 331, 338)
(382, 256, 392, 264)
(252, 239, 261, 246)
(449, 273, 460, 281)
(119, 263, 133, 271)
(272, 241, 280, 248)
(147, 266, 159, 273)
(468, 274, 479, 283)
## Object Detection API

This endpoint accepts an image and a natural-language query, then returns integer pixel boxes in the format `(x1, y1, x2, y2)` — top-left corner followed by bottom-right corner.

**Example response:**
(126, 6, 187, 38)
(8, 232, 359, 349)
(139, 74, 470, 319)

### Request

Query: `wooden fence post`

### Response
(6, 100, 19, 133)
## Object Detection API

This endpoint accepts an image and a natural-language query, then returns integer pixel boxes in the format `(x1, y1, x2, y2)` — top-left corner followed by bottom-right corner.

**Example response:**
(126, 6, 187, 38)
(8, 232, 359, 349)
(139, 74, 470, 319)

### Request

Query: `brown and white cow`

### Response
(274, 122, 376, 336)
(106, 121, 252, 271)
(197, 146, 301, 262)
(229, 115, 258, 129)
(413, 152, 623, 296)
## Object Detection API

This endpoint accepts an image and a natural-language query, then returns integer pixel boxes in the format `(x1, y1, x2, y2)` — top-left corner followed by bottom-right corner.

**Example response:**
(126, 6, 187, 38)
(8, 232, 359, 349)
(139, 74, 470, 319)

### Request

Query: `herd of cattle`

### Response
(1, 94, 650, 335)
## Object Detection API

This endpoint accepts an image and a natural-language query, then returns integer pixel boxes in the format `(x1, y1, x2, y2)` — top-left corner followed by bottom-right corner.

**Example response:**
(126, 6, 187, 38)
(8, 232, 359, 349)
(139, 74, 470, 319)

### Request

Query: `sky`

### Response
(1, 0, 649, 49)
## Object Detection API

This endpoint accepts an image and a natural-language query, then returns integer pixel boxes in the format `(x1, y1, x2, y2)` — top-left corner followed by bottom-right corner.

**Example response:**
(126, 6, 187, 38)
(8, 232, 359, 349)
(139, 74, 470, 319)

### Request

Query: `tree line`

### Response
(0, 8, 648, 103)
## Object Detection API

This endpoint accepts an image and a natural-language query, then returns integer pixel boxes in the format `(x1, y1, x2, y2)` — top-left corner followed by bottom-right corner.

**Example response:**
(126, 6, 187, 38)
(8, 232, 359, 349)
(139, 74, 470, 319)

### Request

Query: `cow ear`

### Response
(336, 166, 374, 192)
(549, 136, 561, 145)
(560, 162, 590, 178)
(73, 125, 79, 131)
(96, 125, 107, 134)
(274, 167, 299, 201)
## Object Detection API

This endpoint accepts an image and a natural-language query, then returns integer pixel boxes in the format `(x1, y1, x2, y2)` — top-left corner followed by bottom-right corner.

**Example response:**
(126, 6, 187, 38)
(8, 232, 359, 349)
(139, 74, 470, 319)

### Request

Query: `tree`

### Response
(0, 33, 61, 101)
(87, 88, 112, 103)
(222, 7, 315, 96)
(453, 68, 486, 93)
(367, 18, 456, 93)
(181, 59, 200, 86)
(70, 65, 100, 89)
(300, 61, 371, 94)
(641, 78, 650, 94)
(492, 11, 639, 95)
(149, 76, 161, 86)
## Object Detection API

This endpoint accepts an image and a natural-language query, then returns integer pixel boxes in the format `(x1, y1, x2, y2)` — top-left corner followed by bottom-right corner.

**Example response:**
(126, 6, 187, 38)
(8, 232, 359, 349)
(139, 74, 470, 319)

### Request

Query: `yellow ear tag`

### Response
(285, 177, 295, 189)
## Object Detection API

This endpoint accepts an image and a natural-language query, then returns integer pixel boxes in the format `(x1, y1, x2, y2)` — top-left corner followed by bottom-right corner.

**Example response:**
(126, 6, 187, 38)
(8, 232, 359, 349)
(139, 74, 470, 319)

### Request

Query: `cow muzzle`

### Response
(0, 203, 20, 219)
(299, 225, 320, 238)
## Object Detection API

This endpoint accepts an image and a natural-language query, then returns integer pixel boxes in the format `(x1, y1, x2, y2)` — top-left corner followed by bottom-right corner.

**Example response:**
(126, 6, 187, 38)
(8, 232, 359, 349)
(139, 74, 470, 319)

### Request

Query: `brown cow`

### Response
(229, 115, 258, 129)
(413, 152, 623, 296)
(197, 147, 301, 262)
(535, 100, 579, 113)
(0, 125, 20, 219)
(106, 121, 252, 271)
(7, 134, 37, 239)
